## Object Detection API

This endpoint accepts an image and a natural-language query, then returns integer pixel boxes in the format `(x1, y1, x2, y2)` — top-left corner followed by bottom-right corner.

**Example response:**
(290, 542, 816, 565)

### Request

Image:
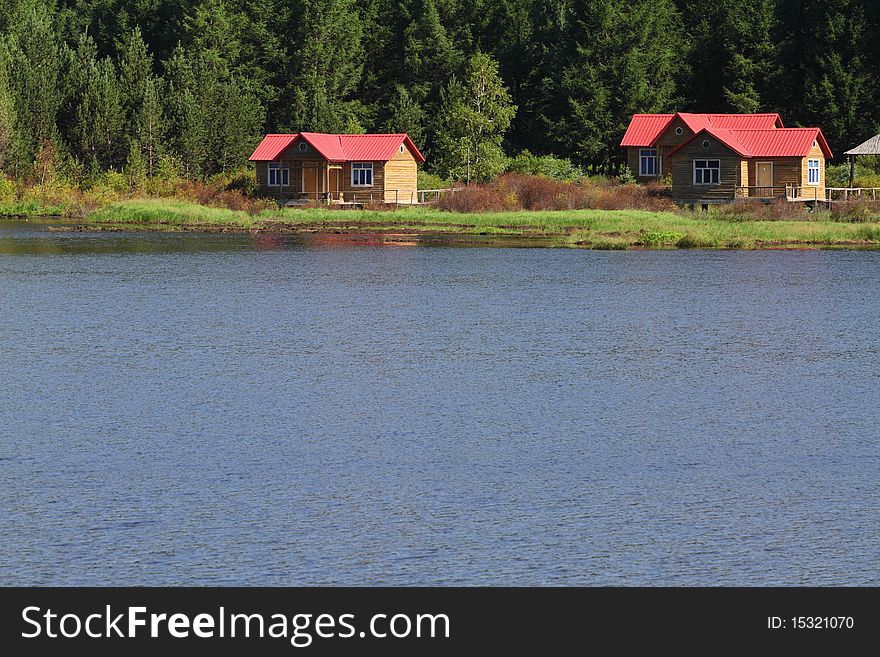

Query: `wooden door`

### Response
(302, 165, 320, 200)
(756, 162, 773, 197)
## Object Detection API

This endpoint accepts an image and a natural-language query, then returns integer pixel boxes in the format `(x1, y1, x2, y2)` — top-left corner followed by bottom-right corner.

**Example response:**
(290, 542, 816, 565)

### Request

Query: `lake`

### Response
(1, 220, 878, 585)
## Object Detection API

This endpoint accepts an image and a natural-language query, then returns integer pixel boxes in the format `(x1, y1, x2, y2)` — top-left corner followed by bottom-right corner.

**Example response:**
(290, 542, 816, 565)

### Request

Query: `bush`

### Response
(617, 165, 636, 185)
(208, 168, 258, 197)
(826, 160, 880, 188)
(147, 155, 185, 197)
(435, 184, 517, 212)
(676, 232, 713, 249)
(710, 199, 811, 221)
(417, 170, 451, 190)
(434, 173, 675, 213)
(505, 151, 586, 181)
(0, 176, 16, 203)
(831, 200, 880, 222)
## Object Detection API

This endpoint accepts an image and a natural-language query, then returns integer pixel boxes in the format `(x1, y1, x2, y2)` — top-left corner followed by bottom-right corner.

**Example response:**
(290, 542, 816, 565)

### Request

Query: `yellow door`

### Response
(756, 162, 773, 197)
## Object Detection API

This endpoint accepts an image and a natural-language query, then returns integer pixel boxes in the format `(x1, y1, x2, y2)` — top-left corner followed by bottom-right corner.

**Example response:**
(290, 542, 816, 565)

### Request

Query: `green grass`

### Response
(77, 198, 880, 249)
(0, 198, 70, 217)
(88, 199, 256, 227)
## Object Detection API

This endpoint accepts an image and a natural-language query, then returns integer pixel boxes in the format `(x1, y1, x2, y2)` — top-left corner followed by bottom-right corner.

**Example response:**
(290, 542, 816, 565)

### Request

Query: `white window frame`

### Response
(268, 162, 289, 187)
(807, 159, 820, 185)
(693, 159, 720, 185)
(351, 162, 373, 187)
(639, 149, 659, 177)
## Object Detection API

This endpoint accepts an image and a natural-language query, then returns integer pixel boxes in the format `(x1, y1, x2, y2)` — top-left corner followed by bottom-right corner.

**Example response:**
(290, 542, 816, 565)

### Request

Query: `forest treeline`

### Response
(0, 0, 879, 186)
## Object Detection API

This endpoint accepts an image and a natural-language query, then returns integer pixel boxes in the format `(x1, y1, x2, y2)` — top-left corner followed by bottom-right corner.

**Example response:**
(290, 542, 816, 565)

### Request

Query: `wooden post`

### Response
(849, 155, 855, 189)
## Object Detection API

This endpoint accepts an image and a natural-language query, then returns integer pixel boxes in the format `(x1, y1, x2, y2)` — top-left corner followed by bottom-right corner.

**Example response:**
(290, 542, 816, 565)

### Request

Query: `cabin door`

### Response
(302, 165, 321, 199)
(756, 162, 773, 197)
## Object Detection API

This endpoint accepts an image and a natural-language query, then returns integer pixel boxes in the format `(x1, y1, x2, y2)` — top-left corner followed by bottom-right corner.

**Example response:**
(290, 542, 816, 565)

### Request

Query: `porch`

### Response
(734, 186, 825, 202)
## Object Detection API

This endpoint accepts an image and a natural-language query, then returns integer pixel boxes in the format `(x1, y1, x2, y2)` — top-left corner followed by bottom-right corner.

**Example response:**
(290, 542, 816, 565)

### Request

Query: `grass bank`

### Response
(74, 198, 880, 249)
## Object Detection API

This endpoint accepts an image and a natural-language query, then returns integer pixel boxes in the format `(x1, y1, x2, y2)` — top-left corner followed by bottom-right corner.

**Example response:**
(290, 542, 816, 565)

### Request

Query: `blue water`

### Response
(1, 221, 878, 585)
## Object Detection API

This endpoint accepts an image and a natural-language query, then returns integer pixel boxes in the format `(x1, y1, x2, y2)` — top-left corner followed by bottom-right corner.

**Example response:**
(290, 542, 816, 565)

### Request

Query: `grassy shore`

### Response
(38, 198, 880, 249)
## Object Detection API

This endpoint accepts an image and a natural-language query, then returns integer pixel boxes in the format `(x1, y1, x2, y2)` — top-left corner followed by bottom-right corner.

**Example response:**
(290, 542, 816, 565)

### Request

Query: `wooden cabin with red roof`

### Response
(249, 132, 425, 204)
(621, 113, 832, 204)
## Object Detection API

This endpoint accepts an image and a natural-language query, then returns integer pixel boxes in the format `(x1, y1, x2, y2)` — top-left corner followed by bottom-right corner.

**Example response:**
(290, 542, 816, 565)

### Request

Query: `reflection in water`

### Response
(1, 219, 879, 586)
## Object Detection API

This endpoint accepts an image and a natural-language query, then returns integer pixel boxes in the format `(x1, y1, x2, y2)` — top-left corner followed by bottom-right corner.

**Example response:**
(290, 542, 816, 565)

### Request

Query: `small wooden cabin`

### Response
(621, 113, 784, 183)
(249, 132, 425, 203)
(620, 112, 832, 203)
(665, 127, 832, 204)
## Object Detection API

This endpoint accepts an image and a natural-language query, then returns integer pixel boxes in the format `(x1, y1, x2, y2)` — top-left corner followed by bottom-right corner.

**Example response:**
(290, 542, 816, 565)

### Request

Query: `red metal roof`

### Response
(249, 133, 425, 163)
(678, 113, 783, 132)
(620, 114, 674, 147)
(248, 134, 298, 161)
(665, 127, 833, 159)
(621, 113, 785, 147)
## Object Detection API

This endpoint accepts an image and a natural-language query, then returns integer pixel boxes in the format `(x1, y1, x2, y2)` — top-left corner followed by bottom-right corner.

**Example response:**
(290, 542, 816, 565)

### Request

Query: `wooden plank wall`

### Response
(669, 137, 746, 204)
(800, 142, 826, 200)
(383, 146, 418, 202)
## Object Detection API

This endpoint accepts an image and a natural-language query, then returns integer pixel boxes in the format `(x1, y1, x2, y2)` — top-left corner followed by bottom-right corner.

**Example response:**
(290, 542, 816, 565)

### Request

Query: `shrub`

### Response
(676, 232, 713, 248)
(617, 165, 636, 185)
(434, 173, 675, 213)
(506, 151, 586, 181)
(710, 199, 811, 221)
(208, 168, 258, 197)
(830, 200, 880, 222)
(0, 176, 16, 203)
(147, 155, 185, 197)
(417, 170, 451, 190)
(826, 161, 880, 188)
(640, 229, 683, 246)
(435, 184, 516, 212)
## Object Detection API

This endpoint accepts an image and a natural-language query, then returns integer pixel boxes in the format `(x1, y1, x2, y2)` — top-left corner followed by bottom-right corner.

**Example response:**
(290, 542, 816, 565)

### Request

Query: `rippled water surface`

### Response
(1, 221, 878, 585)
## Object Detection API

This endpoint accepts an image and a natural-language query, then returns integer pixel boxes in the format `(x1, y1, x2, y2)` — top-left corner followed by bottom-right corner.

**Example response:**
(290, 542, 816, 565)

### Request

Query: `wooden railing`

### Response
(735, 186, 824, 201)
(735, 186, 789, 199)
(283, 188, 462, 206)
(827, 187, 880, 202)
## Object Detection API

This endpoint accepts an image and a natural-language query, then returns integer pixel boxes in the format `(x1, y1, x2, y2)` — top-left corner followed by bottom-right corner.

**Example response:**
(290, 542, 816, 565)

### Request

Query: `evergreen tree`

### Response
(4, 3, 64, 168)
(118, 28, 165, 176)
(550, 0, 684, 166)
(380, 85, 425, 146)
(163, 45, 206, 177)
(125, 138, 147, 191)
(284, 0, 364, 132)
(0, 39, 21, 172)
(66, 33, 125, 170)
(137, 77, 165, 176)
(676, 1, 775, 113)
(435, 52, 516, 181)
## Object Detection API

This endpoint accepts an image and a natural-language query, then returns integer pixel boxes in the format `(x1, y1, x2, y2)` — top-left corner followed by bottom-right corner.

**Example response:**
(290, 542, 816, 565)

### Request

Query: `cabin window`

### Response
(675, 126, 683, 135)
(693, 159, 720, 185)
(268, 162, 289, 186)
(807, 159, 820, 185)
(639, 149, 659, 176)
(352, 162, 373, 186)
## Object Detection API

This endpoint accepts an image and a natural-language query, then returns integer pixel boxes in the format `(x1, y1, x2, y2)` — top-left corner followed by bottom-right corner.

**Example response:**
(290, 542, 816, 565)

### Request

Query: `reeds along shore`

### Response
(4, 172, 880, 249)
(70, 198, 880, 250)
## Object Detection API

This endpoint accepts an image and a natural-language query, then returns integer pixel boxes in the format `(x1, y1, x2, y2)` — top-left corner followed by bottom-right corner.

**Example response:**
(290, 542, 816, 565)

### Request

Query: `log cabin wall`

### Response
(670, 137, 746, 204)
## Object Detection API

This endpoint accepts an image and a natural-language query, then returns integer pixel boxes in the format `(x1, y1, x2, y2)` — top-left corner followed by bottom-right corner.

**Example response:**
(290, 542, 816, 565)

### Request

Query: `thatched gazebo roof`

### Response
(845, 133, 880, 156)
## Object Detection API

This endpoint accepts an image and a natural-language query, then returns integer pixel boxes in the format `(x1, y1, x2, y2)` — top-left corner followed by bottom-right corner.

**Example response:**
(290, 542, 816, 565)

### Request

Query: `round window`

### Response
(400, 145, 405, 153)
(298, 142, 308, 152)
(702, 140, 710, 149)
(675, 126, 683, 135)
